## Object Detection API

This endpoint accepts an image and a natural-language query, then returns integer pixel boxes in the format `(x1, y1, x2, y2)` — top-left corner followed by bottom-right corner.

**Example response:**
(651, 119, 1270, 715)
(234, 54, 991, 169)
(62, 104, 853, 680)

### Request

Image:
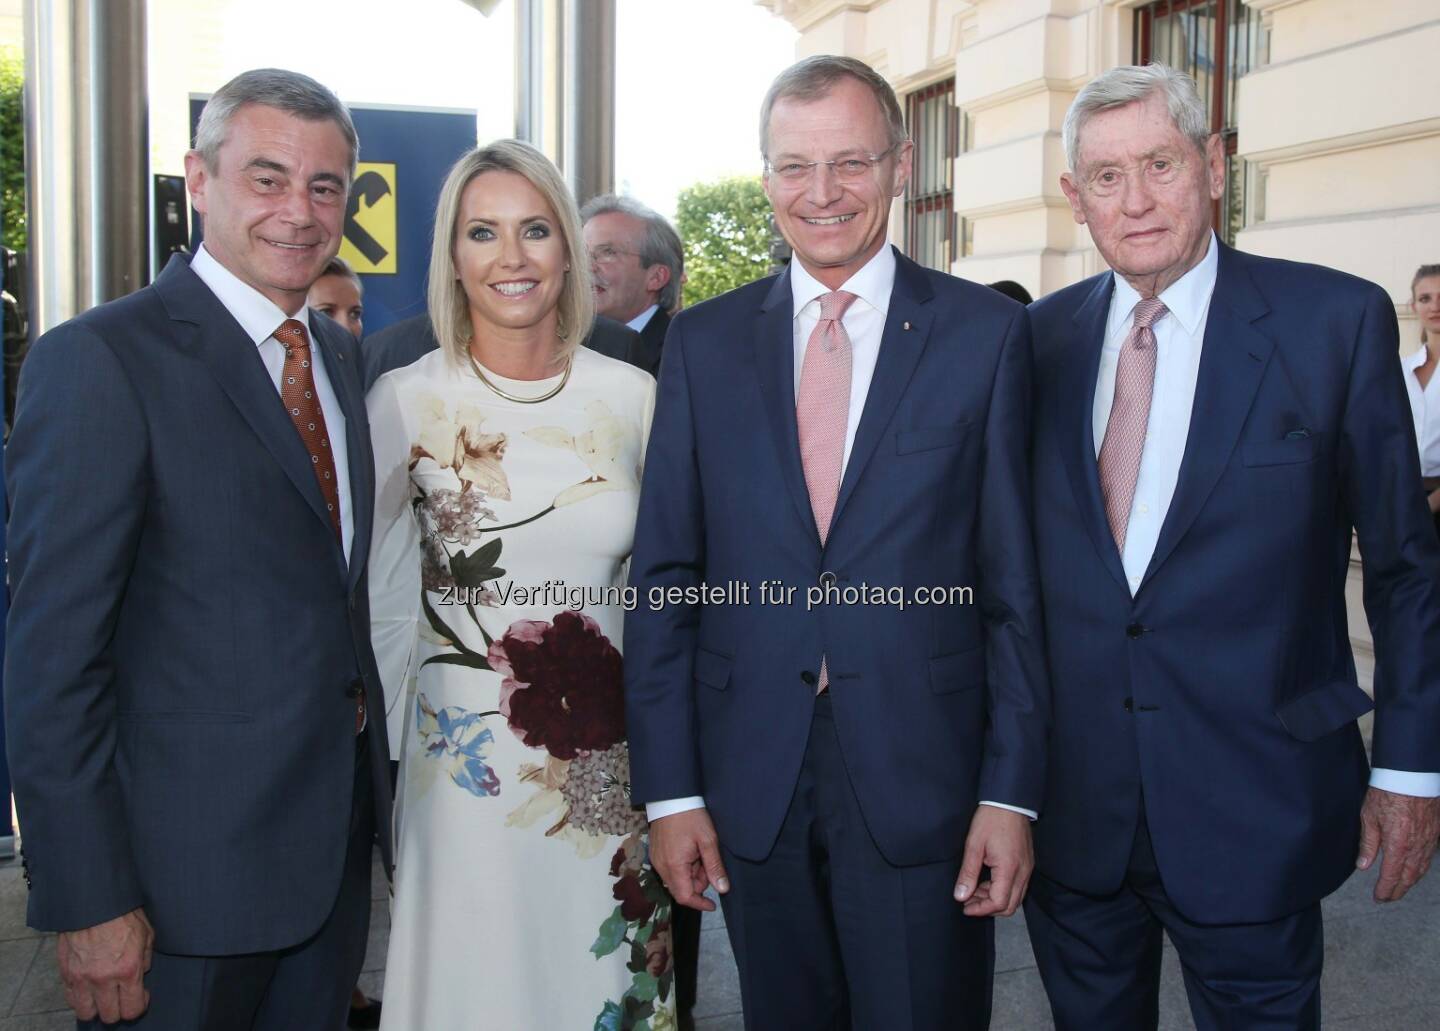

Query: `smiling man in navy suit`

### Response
(625, 56, 1048, 1030)
(4, 70, 391, 1029)
(1026, 64, 1440, 1030)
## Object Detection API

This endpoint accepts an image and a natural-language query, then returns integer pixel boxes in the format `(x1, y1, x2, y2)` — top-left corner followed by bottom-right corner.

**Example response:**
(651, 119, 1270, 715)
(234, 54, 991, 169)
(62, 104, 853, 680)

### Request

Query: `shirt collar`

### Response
(790, 243, 896, 320)
(1107, 230, 1219, 339)
(190, 243, 312, 347)
(1405, 345, 1430, 372)
(626, 304, 659, 333)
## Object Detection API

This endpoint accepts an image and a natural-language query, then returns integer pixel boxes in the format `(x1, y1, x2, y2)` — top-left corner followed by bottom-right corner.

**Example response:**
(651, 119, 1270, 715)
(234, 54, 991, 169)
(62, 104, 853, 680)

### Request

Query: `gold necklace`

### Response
(468, 351, 572, 404)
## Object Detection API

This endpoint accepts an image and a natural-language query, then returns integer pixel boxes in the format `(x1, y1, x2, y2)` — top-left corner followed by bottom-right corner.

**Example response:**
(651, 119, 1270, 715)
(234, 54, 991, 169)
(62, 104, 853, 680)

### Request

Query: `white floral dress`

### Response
(367, 346, 674, 1030)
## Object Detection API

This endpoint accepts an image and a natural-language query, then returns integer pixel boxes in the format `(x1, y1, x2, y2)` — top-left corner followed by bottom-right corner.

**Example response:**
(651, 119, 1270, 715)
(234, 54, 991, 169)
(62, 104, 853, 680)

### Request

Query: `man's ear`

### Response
(644, 263, 671, 297)
(891, 140, 914, 198)
(1205, 134, 1225, 202)
(1059, 173, 1087, 226)
(183, 150, 209, 216)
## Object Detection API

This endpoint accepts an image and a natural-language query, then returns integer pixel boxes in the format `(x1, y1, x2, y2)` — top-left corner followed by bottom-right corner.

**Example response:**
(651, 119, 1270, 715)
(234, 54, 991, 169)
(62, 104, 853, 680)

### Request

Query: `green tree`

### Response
(0, 47, 23, 253)
(674, 176, 775, 306)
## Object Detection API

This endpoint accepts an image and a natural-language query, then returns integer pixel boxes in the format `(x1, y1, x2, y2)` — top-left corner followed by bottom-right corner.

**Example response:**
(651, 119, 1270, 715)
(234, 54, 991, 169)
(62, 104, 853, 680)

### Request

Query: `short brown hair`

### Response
(758, 55, 908, 160)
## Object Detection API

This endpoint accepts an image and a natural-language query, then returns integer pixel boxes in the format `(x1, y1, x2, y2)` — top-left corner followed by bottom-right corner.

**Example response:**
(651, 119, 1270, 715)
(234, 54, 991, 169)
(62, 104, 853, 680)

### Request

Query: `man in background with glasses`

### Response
(582, 195, 685, 378)
(625, 54, 1048, 1029)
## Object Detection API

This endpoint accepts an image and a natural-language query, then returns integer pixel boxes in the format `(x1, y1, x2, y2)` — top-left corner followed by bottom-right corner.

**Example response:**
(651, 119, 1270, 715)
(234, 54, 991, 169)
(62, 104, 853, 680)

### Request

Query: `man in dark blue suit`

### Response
(1027, 64, 1440, 1030)
(4, 70, 391, 1029)
(625, 56, 1049, 1030)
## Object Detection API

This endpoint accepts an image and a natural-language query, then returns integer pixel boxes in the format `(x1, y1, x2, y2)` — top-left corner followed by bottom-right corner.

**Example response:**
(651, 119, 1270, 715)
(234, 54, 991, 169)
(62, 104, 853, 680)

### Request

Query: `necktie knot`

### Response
(276, 318, 311, 352)
(818, 290, 857, 324)
(1132, 297, 1168, 332)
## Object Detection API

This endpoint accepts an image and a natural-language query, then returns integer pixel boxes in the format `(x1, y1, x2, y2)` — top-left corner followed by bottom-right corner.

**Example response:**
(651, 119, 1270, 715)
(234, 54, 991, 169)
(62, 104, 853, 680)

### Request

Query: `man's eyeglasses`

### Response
(766, 143, 901, 184)
(589, 245, 642, 266)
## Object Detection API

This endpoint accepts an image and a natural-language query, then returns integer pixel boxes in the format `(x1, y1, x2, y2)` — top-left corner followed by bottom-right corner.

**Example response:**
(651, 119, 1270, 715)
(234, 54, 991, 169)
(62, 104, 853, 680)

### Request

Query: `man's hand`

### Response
(1427, 488, 1440, 515)
(1357, 788, 1440, 902)
(955, 806, 1033, 917)
(650, 809, 730, 912)
(57, 908, 154, 1024)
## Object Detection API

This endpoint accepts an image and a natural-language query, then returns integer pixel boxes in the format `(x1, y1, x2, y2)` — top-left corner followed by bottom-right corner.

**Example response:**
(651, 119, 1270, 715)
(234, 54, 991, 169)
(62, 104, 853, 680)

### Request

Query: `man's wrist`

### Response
(645, 796, 706, 822)
(979, 800, 1038, 821)
(1369, 768, 1440, 798)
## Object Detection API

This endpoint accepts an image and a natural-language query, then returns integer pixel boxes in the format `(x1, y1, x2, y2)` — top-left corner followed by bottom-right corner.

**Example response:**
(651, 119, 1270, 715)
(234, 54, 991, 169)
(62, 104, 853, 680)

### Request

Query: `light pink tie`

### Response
(1098, 297, 1168, 554)
(797, 290, 856, 692)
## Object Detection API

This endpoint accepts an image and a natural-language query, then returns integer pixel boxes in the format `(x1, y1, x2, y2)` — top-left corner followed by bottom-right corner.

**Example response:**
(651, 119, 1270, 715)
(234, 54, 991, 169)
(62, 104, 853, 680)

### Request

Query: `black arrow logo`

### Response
(345, 170, 392, 265)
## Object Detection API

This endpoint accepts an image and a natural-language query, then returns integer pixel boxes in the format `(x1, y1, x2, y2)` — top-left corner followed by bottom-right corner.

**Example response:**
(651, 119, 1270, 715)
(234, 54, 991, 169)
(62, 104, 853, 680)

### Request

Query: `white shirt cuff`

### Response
(1369, 768, 1440, 797)
(980, 800, 1038, 821)
(645, 796, 706, 822)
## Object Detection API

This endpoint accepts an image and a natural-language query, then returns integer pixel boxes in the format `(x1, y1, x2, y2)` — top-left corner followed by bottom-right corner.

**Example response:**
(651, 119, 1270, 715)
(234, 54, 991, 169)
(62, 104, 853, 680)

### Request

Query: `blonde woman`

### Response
(1403, 264, 1440, 526)
(367, 141, 672, 1028)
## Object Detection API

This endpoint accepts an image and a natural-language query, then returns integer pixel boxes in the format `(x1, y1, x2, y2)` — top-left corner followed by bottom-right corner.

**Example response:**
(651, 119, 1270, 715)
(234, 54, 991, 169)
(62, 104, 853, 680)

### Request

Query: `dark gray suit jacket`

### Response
(3, 255, 393, 953)
(362, 312, 644, 390)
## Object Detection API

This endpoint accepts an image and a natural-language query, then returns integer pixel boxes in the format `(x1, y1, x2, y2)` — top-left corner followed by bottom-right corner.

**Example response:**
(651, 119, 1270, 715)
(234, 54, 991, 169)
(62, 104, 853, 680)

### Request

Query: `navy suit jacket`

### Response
(624, 249, 1050, 866)
(3, 255, 393, 953)
(1029, 243, 1440, 924)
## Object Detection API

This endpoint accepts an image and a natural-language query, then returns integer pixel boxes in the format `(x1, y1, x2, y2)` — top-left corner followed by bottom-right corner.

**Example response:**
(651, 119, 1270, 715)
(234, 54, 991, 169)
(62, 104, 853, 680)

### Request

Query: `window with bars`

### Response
(1135, 0, 1267, 243)
(903, 79, 958, 271)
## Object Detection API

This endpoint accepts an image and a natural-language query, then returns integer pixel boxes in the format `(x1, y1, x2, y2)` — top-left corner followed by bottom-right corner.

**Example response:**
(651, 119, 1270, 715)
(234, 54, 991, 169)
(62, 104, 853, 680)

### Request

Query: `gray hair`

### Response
(579, 194, 685, 312)
(1063, 63, 1210, 171)
(759, 55, 908, 160)
(194, 68, 358, 176)
(428, 140, 594, 366)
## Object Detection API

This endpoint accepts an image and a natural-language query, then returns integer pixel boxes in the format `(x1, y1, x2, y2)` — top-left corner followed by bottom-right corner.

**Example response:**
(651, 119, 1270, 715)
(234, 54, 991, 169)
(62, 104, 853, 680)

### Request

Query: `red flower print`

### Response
(489, 611, 626, 760)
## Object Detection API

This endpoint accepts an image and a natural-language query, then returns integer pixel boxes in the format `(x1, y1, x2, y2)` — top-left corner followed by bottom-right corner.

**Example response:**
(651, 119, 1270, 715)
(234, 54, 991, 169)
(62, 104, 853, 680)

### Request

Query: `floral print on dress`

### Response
(591, 830, 677, 1030)
(415, 692, 501, 798)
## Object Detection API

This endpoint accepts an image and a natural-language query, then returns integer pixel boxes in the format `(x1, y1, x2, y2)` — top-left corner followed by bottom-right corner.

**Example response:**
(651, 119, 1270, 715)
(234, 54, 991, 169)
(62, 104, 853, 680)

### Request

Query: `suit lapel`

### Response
(830, 252, 933, 532)
(154, 257, 347, 573)
(753, 266, 822, 543)
(310, 318, 373, 589)
(1063, 274, 1131, 593)
(1139, 245, 1273, 591)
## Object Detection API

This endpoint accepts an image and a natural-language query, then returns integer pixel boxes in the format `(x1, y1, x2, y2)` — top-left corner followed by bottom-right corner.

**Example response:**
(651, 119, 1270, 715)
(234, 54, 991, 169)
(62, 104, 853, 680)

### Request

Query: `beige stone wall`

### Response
(761, 0, 1438, 350)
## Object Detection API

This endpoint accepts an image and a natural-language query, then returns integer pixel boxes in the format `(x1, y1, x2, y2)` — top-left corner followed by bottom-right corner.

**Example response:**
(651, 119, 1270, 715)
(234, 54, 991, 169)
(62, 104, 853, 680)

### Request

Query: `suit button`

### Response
(1126, 623, 1146, 639)
(345, 677, 364, 698)
(818, 571, 836, 589)
(1123, 697, 1134, 712)
(800, 671, 818, 687)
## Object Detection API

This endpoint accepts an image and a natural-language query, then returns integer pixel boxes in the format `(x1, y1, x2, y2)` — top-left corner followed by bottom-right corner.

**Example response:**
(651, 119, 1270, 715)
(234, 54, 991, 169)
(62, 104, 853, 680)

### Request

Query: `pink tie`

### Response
(797, 290, 856, 692)
(1098, 297, 1168, 554)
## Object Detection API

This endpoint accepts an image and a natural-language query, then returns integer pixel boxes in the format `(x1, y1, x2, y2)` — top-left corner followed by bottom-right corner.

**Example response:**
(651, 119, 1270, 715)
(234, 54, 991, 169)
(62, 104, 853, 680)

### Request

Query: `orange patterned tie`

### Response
(273, 320, 361, 733)
(275, 319, 343, 541)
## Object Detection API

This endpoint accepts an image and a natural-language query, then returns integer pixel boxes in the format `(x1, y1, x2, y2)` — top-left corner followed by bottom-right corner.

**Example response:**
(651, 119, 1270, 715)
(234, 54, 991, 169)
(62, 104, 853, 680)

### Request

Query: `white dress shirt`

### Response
(626, 304, 660, 334)
(1401, 345, 1440, 478)
(648, 246, 1036, 821)
(191, 244, 355, 564)
(1094, 233, 1437, 799)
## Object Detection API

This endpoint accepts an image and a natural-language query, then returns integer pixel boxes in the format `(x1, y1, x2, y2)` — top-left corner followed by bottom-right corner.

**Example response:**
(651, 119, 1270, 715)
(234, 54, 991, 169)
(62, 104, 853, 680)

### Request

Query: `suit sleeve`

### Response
(623, 313, 706, 803)
(366, 374, 422, 759)
(3, 324, 148, 931)
(1341, 284, 1440, 775)
(974, 307, 1051, 813)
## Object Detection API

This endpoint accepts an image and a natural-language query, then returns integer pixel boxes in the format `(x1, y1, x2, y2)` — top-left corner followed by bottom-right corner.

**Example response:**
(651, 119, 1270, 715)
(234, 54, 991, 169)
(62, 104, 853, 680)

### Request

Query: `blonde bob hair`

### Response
(427, 139, 594, 366)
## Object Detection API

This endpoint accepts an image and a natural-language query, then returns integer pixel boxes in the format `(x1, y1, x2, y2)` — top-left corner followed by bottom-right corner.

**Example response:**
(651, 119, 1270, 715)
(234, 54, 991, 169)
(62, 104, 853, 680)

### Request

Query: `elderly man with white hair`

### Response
(1025, 62, 1440, 1030)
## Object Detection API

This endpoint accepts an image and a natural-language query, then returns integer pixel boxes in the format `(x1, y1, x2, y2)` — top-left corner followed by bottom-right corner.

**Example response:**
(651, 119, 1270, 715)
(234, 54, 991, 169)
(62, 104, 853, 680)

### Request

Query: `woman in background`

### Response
(367, 140, 674, 1029)
(1402, 264, 1440, 533)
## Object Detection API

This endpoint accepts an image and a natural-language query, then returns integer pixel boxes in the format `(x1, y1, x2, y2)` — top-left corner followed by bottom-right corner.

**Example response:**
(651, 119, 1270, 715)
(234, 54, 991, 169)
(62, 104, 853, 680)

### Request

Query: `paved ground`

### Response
(0, 837, 1435, 1029)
